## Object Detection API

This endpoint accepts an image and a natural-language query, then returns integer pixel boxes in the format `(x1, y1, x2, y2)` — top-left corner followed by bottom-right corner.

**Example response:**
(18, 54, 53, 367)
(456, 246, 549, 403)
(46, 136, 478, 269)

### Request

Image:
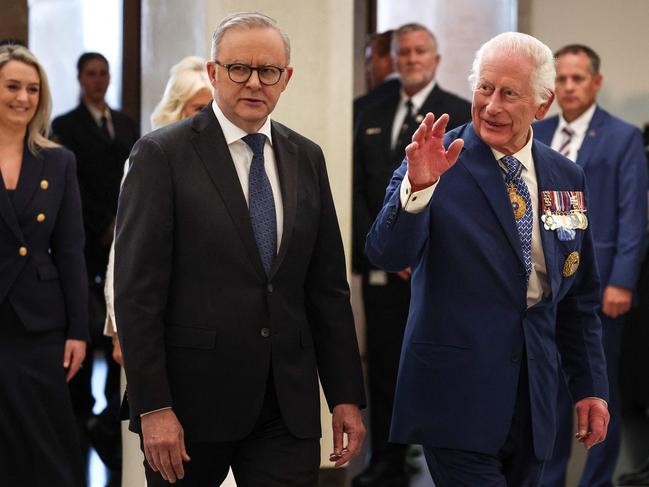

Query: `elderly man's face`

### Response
(472, 53, 553, 155)
(394, 30, 440, 96)
(555, 52, 602, 123)
(208, 27, 292, 133)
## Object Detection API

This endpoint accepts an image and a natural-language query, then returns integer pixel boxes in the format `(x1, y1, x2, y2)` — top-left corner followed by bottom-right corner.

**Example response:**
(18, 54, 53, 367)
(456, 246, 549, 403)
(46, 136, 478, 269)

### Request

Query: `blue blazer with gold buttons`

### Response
(365, 123, 608, 460)
(0, 145, 88, 340)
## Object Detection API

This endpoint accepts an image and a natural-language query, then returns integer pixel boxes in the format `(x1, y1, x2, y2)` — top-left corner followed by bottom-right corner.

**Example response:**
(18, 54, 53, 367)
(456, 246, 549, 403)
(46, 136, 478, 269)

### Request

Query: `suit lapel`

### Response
(458, 125, 525, 267)
(533, 142, 559, 299)
(575, 106, 603, 169)
(78, 104, 112, 144)
(190, 109, 266, 279)
(269, 122, 297, 278)
(0, 180, 23, 243)
(11, 146, 43, 218)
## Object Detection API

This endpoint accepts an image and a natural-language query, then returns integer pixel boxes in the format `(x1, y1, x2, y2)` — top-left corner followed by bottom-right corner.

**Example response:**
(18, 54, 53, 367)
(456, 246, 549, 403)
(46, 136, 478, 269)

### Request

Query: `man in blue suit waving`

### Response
(534, 44, 648, 487)
(365, 33, 610, 486)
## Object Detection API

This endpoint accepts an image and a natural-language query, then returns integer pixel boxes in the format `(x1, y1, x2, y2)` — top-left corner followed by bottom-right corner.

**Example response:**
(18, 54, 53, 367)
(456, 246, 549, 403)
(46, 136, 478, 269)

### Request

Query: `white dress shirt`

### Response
(211, 101, 284, 250)
(85, 102, 115, 139)
(390, 78, 437, 149)
(400, 128, 550, 308)
(549, 103, 597, 162)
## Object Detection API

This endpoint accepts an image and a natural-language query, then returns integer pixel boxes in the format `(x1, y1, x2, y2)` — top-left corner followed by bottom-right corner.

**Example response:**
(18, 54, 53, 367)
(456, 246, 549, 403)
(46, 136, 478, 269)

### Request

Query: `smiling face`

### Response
(208, 26, 292, 133)
(394, 29, 440, 96)
(472, 52, 553, 155)
(555, 51, 601, 123)
(0, 60, 40, 131)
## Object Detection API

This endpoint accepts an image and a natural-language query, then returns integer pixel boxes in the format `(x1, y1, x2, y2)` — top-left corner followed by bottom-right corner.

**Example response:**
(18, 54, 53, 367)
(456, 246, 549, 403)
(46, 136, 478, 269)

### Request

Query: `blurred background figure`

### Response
(0, 44, 88, 487)
(51, 51, 139, 487)
(352, 22, 471, 487)
(535, 44, 648, 487)
(103, 55, 215, 487)
(353, 29, 399, 132)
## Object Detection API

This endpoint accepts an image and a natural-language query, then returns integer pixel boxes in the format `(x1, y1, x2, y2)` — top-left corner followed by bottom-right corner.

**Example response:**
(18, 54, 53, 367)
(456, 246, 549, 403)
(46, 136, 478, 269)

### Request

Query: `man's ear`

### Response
(535, 91, 555, 120)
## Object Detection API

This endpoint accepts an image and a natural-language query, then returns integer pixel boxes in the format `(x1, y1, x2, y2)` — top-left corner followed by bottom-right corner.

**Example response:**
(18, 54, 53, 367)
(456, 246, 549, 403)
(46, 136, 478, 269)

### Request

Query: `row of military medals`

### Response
(540, 190, 588, 241)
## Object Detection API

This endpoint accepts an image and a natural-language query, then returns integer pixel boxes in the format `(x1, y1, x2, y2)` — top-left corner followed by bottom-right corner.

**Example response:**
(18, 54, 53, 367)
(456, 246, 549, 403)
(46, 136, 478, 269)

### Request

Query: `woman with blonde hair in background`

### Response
(103, 55, 212, 486)
(0, 44, 88, 486)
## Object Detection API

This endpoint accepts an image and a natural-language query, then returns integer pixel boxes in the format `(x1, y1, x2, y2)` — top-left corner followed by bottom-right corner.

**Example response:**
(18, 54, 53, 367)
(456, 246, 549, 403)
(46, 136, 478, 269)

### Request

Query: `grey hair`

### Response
(468, 32, 555, 103)
(391, 22, 438, 57)
(0, 44, 58, 154)
(150, 56, 211, 130)
(211, 12, 291, 64)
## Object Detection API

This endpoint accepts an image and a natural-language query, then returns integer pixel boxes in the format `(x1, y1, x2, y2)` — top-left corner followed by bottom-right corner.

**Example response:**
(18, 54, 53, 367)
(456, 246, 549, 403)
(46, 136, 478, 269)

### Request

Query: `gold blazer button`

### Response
(40, 180, 49, 190)
(36, 213, 46, 222)
(18, 246, 28, 257)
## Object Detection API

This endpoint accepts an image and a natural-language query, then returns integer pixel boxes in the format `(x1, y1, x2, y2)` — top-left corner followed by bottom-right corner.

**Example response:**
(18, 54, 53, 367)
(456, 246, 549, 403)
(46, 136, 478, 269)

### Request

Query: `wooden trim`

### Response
(121, 0, 140, 124)
(0, 0, 28, 45)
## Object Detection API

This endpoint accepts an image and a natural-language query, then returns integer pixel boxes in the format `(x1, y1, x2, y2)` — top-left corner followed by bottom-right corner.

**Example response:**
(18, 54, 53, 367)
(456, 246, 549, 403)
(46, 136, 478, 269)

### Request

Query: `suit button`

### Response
(18, 246, 28, 257)
(266, 283, 273, 293)
(511, 355, 520, 363)
(261, 327, 270, 338)
(40, 179, 49, 190)
(36, 213, 46, 222)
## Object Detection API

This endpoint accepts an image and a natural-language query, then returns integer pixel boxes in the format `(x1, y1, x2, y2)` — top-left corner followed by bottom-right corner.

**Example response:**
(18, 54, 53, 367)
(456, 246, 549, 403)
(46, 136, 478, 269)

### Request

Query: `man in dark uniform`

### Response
(52, 51, 139, 485)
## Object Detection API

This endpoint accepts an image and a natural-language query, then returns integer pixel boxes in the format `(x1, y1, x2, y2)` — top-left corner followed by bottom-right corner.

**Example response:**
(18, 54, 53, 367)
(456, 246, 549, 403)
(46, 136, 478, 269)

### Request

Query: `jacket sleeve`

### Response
(115, 137, 174, 416)
(608, 127, 648, 289)
(365, 159, 432, 272)
(555, 171, 609, 403)
(304, 145, 366, 411)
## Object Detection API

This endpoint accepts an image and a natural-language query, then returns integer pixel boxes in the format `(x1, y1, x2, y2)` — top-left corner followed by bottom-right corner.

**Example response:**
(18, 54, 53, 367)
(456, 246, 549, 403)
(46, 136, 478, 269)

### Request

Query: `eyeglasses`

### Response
(214, 61, 286, 86)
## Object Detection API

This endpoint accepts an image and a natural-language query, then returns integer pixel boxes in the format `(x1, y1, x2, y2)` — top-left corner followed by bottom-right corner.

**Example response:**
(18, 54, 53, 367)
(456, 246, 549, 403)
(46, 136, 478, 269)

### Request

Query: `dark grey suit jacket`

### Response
(115, 106, 365, 441)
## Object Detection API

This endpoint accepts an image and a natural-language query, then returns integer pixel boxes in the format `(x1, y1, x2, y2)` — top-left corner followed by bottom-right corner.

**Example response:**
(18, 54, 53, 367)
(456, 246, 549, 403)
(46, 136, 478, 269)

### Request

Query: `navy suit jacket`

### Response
(534, 107, 648, 291)
(365, 124, 608, 460)
(0, 146, 88, 340)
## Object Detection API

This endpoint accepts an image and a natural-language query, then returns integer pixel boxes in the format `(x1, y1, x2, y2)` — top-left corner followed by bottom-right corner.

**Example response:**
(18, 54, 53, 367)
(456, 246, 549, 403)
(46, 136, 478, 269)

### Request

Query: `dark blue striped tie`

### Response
(243, 133, 276, 275)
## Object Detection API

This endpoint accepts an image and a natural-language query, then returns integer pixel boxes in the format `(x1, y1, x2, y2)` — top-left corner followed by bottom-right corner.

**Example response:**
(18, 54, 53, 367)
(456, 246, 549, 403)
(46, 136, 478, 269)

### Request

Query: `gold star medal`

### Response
(562, 251, 580, 277)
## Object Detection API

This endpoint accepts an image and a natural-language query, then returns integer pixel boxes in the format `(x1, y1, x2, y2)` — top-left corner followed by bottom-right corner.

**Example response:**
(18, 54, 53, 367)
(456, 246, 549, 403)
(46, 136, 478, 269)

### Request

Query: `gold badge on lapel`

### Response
(415, 114, 424, 123)
(562, 251, 580, 277)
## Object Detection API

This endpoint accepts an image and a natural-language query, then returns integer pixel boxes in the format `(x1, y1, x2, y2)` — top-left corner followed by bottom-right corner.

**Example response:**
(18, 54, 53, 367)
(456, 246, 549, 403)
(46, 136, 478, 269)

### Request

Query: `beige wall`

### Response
(522, 0, 649, 128)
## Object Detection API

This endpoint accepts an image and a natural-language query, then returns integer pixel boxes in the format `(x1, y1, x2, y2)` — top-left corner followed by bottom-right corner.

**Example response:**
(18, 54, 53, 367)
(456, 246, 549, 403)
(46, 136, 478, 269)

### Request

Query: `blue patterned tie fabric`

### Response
(500, 155, 533, 280)
(243, 133, 277, 275)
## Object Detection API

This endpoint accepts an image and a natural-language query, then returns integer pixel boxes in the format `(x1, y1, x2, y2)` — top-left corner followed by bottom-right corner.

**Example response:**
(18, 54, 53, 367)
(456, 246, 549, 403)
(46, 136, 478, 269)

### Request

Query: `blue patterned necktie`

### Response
(500, 155, 533, 281)
(243, 133, 277, 275)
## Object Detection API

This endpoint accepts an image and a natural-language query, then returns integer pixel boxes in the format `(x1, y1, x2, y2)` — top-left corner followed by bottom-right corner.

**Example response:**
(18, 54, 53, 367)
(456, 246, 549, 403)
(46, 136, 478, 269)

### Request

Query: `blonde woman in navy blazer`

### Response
(0, 44, 88, 486)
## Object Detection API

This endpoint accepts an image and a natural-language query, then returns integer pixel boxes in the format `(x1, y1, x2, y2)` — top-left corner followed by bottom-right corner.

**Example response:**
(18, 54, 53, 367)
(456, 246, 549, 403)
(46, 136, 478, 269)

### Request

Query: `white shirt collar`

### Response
(84, 102, 111, 125)
(211, 100, 273, 146)
(491, 127, 535, 171)
(400, 78, 436, 112)
(558, 103, 597, 137)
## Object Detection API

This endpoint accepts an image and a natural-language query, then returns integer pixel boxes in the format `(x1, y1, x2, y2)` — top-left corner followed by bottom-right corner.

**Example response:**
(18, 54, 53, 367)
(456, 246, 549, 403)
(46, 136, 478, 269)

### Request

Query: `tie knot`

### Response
(500, 155, 522, 182)
(562, 126, 574, 137)
(242, 133, 266, 157)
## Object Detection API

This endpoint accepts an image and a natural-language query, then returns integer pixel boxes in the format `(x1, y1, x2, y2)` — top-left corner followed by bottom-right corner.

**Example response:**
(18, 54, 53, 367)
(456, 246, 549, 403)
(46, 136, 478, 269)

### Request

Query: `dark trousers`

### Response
(542, 313, 623, 487)
(362, 271, 410, 462)
(424, 355, 545, 487)
(144, 375, 320, 487)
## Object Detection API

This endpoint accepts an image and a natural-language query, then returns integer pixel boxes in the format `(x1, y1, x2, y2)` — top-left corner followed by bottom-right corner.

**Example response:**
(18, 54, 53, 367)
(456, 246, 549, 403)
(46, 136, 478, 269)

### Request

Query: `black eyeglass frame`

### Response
(214, 60, 287, 86)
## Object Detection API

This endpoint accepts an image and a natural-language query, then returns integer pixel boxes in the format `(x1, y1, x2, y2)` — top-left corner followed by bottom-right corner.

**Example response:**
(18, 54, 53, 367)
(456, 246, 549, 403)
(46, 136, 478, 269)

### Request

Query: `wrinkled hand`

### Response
(111, 334, 123, 366)
(575, 397, 610, 449)
(329, 404, 365, 467)
(601, 285, 632, 318)
(396, 268, 412, 281)
(63, 339, 86, 382)
(141, 409, 191, 483)
(406, 113, 464, 192)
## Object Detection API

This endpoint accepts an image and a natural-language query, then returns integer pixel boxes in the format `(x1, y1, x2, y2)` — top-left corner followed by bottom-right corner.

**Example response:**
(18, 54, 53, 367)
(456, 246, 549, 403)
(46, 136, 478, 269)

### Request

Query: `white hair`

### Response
(468, 32, 555, 103)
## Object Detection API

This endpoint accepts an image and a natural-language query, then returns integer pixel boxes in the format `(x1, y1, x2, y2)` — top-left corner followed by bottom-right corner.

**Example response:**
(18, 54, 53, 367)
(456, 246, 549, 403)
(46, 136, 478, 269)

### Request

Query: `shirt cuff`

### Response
(400, 171, 438, 213)
(140, 406, 172, 417)
(582, 396, 608, 408)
